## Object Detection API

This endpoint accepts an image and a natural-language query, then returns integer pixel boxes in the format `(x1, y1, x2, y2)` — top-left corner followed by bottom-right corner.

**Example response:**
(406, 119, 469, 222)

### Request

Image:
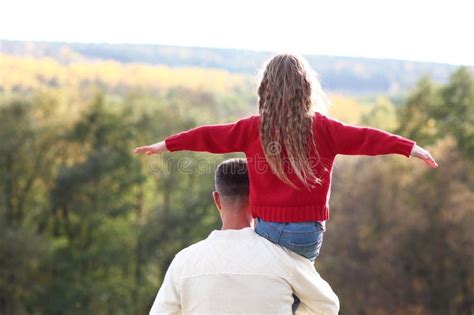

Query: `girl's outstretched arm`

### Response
(320, 114, 438, 168)
(134, 116, 255, 155)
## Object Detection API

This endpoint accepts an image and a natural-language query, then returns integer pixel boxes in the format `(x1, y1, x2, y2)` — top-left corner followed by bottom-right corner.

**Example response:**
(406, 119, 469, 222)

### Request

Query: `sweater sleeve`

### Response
(320, 114, 416, 157)
(290, 259, 340, 315)
(149, 252, 184, 315)
(165, 116, 254, 154)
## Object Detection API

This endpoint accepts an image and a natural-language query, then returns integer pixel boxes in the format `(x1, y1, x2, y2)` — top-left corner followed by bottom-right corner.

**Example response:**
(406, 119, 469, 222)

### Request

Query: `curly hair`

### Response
(257, 53, 328, 189)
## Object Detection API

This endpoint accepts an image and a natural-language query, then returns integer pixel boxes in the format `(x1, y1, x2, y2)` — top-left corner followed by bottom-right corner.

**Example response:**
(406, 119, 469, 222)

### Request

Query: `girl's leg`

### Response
(280, 221, 325, 262)
(254, 218, 325, 261)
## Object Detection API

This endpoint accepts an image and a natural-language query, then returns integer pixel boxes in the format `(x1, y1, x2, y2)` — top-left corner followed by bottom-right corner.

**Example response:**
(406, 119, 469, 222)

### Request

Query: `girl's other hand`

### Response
(133, 141, 168, 155)
(410, 144, 438, 168)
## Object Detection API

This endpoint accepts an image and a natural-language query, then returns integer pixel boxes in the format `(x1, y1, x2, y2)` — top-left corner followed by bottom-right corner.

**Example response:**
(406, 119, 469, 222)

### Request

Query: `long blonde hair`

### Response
(257, 53, 328, 189)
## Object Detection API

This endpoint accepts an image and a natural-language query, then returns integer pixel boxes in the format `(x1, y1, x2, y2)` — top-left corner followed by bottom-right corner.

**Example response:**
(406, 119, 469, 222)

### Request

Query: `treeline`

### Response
(0, 65, 473, 314)
(2, 40, 465, 95)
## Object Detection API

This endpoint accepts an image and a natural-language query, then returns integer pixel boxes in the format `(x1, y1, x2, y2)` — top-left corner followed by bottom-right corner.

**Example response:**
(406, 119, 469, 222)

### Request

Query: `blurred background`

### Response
(0, 0, 473, 314)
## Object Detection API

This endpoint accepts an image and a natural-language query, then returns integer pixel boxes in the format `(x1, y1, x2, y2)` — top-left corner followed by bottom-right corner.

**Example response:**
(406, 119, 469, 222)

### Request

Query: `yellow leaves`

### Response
(1, 54, 62, 90)
(327, 94, 400, 130)
(0, 53, 249, 94)
(327, 94, 370, 123)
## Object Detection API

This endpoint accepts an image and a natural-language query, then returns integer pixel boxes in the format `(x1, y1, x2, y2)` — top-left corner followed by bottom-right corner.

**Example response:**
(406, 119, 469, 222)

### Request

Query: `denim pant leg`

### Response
(254, 218, 325, 262)
(279, 222, 325, 262)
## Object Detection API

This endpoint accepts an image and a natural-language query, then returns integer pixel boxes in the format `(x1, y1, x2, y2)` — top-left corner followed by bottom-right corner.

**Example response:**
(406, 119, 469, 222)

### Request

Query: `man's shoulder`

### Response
(174, 238, 208, 259)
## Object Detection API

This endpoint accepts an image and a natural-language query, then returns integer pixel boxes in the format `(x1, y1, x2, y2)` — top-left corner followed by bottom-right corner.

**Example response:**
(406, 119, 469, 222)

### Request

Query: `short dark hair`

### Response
(214, 158, 249, 198)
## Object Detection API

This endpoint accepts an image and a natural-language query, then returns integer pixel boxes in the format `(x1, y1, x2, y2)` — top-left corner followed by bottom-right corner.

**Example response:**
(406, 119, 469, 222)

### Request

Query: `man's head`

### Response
(212, 158, 251, 229)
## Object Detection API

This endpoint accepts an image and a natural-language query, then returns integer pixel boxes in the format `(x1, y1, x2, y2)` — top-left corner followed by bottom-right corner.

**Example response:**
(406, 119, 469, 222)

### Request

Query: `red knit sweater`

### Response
(165, 112, 416, 222)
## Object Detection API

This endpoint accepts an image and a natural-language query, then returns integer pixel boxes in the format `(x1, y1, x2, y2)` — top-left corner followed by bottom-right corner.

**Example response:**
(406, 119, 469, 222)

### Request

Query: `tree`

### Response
(395, 76, 439, 145)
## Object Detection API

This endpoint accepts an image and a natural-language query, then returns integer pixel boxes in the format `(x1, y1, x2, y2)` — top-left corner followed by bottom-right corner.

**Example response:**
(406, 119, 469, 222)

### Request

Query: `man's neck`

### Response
(218, 201, 251, 230)
(221, 221, 251, 230)
(220, 211, 251, 230)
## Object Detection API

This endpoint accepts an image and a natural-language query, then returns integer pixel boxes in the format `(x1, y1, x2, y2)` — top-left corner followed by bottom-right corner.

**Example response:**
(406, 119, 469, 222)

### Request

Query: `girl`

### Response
(134, 53, 438, 262)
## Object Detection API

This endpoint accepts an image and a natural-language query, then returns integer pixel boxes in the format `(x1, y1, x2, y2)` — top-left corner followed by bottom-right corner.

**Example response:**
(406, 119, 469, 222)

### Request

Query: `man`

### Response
(150, 158, 339, 314)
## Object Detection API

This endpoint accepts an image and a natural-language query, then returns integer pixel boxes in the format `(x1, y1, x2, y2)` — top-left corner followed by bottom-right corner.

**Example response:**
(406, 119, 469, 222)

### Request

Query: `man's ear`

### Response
(212, 191, 222, 211)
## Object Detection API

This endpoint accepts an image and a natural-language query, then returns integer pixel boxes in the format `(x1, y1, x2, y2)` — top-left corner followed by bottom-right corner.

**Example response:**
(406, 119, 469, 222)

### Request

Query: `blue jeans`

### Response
(254, 218, 325, 262)
(255, 218, 325, 314)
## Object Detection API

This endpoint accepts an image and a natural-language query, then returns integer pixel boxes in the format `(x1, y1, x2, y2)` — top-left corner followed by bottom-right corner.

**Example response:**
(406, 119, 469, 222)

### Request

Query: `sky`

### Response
(1, 0, 473, 65)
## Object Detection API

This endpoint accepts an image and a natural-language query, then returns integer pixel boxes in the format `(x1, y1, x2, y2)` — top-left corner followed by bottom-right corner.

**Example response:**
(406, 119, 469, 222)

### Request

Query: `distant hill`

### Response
(0, 40, 466, 95)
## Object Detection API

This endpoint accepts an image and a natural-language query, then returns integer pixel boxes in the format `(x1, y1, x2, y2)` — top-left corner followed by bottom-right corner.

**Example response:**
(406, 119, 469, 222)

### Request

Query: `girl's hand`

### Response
(410, 144, 438, 168)
(133, 141, 168, 155)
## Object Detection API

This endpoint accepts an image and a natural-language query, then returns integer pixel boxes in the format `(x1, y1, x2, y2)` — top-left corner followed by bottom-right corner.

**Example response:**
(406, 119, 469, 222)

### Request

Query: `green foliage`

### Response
(321, 68, 474, 314)
(436, 67, 474, 158)
(396, 68, 474, 162)
(395, 76, 440, 145)
(0, 89, 225, 314)
(324, 138, 473, 315)
(360, 97, 397, 130)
